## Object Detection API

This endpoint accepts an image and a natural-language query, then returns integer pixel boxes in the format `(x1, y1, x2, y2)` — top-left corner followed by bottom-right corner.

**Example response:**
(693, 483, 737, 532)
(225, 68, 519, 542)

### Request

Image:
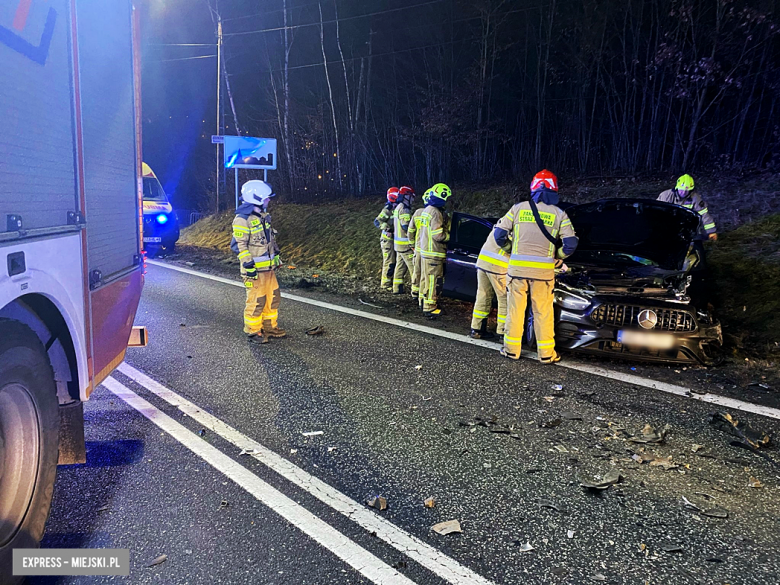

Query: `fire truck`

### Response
(0, 0, 144, 579)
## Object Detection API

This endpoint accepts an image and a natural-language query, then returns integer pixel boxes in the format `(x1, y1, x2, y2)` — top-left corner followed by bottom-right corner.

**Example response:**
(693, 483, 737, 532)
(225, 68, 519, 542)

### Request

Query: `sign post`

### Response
(223, 136, 278, 208)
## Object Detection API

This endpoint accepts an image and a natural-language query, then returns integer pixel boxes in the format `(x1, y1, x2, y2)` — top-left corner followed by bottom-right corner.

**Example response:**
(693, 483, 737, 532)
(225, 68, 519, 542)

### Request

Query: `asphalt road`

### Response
(34, 263, 780, 584)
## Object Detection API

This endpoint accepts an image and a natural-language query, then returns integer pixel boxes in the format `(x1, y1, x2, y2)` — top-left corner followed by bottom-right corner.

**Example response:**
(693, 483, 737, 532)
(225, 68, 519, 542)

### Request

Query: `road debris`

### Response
(424, 497, 436, 508)
(147, 554, 168, 568)
(682, 496, 729, 518)
(219, 500, 229, 509)
(540, 417, 562, 429)
(358, 298, 382, 308)
(579, 469, 622, 490)
(628, 423, 670, 444)
(327, 446, 337, 453)
(305, 325, 325, 335)
(538, 499, 566, 513)
(748, 476, 764, 488)
(197, 429, 206, 437)
(561, 411, 583, 421)
(239, 448, 262, 456)
(648, 455, 680, 470)
(367, 496, 388, 511)
(590, 574, 607, 582)
(415, 364, 423, 370)
(432, 520, 462, 535)
(692, 444, 705, 453)
(709, 412, 771, 450)
(551, 567, 568, 576)
(552, 384, 563, 391)
(661, 544, 684, 553)
(567, 530, 575, 539)
(96, 505, 109, 513)
(554, 445, 570, 453)
(515, 542, 534, 552)
(302, 431, 324, 437)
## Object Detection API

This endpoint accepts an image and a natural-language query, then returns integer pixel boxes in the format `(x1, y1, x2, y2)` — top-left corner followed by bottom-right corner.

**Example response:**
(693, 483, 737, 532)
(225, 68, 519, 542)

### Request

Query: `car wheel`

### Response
(0, 320, 60, 585)
(524, 304, 536, 347)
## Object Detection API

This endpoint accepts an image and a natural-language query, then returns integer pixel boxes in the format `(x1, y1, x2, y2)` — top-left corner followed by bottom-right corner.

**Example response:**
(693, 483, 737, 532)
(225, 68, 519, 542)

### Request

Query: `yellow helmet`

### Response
(676, 174, 695, 193)
(425, 183, 452, 207)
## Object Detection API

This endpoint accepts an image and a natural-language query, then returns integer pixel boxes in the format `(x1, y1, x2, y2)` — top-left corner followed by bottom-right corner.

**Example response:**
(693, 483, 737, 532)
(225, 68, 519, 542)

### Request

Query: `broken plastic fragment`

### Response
(661, 544, 684, 553)
(628, 423, 670, 444)
(648, 455, 679, 470)
(306, 325, 325, 336)
(424, 497, 436, 508)
(515, 542, 534, 552)
(432, 520, 462, 535)
(748, 476, 763, 488)
(302, 431, 324, 437)
(579, 469, 622, 490)
(709, 412, 771, 450)
(567, 530, 574, 539)
(147, 554, 168, 568)
(552, 384, 563, 391)
(239, 448, 262, 456)
(415, 364, 423, 370)
(367, 496, 388, 511)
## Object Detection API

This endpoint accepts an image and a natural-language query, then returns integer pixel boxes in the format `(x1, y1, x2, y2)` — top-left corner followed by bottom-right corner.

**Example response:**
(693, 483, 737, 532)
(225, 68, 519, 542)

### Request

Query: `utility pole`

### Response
(215, 17, 222, 213)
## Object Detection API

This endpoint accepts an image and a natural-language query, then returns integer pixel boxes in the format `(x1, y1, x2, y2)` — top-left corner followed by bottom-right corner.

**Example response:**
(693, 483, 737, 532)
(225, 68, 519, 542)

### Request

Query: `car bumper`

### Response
(142, 216, 180, 246)
(555, 300, 723, 365)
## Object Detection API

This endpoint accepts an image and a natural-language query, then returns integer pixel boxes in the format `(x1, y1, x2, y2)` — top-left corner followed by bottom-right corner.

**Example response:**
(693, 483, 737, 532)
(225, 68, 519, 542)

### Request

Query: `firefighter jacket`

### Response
(657, 189, 716, 235)
(393, 202, 413, 252)
(475, 229, 510, 275)
(374, 203, 395, 243)
(407, 207, 425, 249)
(494, 201, 577, 281)
(417, 205, 450, 261)
(230, 203, 281, 276)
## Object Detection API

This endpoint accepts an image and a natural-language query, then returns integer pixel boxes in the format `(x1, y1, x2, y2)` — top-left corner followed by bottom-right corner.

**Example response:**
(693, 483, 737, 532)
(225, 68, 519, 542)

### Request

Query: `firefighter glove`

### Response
(243, 261, 258, 279)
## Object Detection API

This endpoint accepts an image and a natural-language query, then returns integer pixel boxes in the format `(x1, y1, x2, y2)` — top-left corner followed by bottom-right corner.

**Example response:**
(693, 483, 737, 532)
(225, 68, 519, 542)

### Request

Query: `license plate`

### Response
(143, 237, 162, 243)
(617, 330, 675, 350)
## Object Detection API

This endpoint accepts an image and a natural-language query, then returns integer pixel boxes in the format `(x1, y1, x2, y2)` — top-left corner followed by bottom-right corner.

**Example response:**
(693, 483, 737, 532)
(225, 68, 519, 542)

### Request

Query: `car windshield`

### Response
(143, 177, 168, 202)
(565, 200, 699, 270)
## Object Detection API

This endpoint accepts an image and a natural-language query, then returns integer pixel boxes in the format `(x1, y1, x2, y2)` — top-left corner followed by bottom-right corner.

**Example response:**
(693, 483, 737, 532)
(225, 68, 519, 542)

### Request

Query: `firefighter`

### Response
(418, 183, 452, 319)
(494, 170, 577, 363)
(469, 227, 510, 339)
(374, 187, 399, 290)
(231, 180, 285, 344)
(407, 190, 430, 299)
(658, 174, 717, 240)
(391, 186, 416, 294)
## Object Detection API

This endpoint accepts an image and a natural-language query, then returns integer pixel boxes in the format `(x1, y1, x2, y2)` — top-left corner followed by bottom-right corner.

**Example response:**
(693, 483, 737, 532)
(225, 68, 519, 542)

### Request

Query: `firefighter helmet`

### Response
(241, 180, 275, 206)
(387, 187, 400, 203)
(676, 174, 695, 194)
(530, 170, 558, 193)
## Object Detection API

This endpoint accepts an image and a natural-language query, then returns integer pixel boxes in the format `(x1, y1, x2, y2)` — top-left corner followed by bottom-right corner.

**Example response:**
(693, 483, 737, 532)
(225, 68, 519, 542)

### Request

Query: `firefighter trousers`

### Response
(243, 271, 280, 335)
(411, 250, 422, 297)
(471, 269, 507, 334)
(420, 258, 445, 313)
(380, 238, 396, 289)
(502, 277, 556, 360)
(392, 250, 414, 293)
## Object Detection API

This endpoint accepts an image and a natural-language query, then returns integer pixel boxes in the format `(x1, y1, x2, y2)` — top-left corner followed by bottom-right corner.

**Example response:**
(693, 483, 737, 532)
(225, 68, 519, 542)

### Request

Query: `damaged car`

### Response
(444, 199, 723, 365)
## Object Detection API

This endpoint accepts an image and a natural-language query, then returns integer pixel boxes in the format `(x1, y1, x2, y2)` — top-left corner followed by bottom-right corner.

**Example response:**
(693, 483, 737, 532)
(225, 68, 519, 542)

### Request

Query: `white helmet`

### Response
(241, 180, 275, 206)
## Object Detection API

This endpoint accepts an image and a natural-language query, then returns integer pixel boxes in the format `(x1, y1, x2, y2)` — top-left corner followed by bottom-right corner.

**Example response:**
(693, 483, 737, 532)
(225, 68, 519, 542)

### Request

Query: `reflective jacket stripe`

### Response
(478, 250, 509, 268)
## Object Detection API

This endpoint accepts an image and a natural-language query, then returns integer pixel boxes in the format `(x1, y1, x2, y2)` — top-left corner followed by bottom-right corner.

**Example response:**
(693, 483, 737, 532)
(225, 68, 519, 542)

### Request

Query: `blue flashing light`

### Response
(156, 213, 169, 225)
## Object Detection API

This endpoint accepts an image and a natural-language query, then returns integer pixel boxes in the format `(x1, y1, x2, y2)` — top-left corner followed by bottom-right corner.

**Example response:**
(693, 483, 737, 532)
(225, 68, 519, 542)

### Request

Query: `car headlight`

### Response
(554, 290, 591, 311)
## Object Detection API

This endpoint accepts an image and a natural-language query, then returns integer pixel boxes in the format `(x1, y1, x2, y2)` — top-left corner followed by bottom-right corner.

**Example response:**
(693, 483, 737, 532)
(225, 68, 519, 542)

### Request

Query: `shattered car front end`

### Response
(553, 199, 722, 365)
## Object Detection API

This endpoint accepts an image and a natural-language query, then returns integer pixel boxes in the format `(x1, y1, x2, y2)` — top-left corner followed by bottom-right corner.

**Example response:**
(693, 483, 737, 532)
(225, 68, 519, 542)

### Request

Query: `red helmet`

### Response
(386, 187, 400, 203)
(399, 186, 415, 197)
(530, 170, 558, 193)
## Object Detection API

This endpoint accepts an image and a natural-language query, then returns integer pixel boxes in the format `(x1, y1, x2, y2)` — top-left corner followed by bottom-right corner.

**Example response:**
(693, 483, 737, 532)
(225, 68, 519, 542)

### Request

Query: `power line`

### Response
(223, 0, 333, 23)
(155, 54, 217, 63)
(148, 43, 217, 47)
(224, 0, 446, 38)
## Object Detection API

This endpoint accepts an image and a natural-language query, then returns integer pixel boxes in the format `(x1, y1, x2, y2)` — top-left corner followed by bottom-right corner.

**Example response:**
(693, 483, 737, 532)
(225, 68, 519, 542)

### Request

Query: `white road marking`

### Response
(102, 376, 417, 585)
(116, 362, 495, 585)
(146, 260, 780, 422)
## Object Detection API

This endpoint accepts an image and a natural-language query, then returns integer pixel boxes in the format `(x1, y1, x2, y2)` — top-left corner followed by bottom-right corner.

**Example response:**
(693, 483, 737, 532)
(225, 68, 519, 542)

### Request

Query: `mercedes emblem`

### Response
(638, 309, 658, 330)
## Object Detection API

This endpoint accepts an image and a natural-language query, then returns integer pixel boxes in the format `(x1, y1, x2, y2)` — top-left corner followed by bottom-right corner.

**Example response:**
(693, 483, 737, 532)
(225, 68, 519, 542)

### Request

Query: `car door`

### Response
(444, 213, 496, 300)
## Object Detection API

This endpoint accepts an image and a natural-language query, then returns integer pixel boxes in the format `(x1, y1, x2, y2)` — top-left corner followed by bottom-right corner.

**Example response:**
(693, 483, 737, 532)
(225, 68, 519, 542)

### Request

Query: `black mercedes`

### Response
(443, 198, 723, 365)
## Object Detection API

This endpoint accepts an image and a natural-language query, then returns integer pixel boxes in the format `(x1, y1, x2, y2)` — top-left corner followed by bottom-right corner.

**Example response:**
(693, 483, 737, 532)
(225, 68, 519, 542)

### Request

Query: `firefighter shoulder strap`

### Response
(528, 199, 562, 248)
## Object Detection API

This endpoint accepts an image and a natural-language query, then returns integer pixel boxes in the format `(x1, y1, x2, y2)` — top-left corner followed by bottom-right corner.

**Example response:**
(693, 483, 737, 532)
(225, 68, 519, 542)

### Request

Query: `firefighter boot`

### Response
(263, 322, 287, 338)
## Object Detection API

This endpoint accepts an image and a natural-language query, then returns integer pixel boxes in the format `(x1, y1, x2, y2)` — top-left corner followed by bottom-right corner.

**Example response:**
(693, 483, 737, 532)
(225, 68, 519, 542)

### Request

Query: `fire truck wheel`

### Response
(0, 319, 60, 585)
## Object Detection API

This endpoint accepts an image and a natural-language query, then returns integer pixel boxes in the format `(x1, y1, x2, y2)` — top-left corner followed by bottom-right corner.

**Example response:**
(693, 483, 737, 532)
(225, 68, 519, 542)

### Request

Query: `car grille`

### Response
(590, 304, 696, 332)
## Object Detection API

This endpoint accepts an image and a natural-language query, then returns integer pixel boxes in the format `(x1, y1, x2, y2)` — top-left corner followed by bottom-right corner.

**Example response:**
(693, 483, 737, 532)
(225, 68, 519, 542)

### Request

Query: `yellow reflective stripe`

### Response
(472, 309, 490, 318)
(497, 314, 506, 323)
(478, 253, 509, 268)
(537, 340, 555, 348)
(504, 335, 522, 345)
(381, 232, 393, 240)
(704, 222, 716, 230)
(421, 251, 446, 259)
(431, 228, 444, 234)
(560, 219, 572, 228)
(238, 251, 252, 260)
(244, 316, 264, 325)
(265, 311, 278, 319)
(255, 259, 274, 268)
(698, 208, 709, 215)
(233, 225, 250, 232)
(509, 259, 554, 269)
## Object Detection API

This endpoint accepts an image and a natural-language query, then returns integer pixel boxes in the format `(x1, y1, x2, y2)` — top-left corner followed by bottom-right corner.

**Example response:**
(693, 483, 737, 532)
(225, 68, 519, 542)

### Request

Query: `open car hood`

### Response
(564, 199, 700, 271)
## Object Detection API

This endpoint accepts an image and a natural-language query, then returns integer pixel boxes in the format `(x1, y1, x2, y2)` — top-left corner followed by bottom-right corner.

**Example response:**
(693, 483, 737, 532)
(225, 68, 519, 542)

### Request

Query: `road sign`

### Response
(211, 135, 224, 144)
(223, 136, 277, 170)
